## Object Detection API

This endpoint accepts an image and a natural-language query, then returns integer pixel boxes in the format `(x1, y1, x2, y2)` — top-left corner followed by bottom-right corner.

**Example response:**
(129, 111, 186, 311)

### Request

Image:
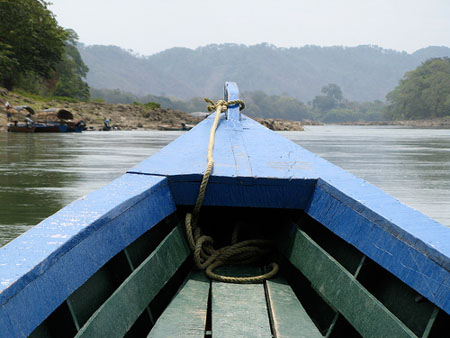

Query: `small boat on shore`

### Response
(0, 82, 449, 337)
(158, 122, 194, 131)
(7, 120, 86, 133)
(7, 108, 86, 133)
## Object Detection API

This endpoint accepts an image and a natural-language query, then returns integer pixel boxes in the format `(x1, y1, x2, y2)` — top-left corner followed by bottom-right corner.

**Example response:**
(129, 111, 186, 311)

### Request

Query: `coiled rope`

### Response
(185, 98, 279, 283)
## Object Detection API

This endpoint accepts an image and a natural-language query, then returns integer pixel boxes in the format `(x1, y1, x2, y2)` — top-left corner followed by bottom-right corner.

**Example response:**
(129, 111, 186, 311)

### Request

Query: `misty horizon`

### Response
(78, 41, 450, 58)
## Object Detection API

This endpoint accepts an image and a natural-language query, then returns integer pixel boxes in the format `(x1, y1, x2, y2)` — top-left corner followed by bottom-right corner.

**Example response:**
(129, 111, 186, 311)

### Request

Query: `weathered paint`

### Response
(168, 178, 316, 209)
(76, 224, 190, 338)
(128, 113, 317, 180)
(148, 271, 209, 338)
(126, 82, 450, 314)
(266, 277, 322, 338)
(307, 180, 450, 314)
(224, 81, 241, 122)
(1, 81, 450, 336)
(0, 174, 175, 338)
(211, 266, 272, 338)
(281, 227, 417, 338)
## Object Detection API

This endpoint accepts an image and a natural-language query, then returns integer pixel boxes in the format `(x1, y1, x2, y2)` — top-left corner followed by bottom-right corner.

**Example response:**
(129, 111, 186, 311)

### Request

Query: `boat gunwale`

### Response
(126, 108, 450, 313)
(1, 82, 450, 337)
(0, 174, 176, 338)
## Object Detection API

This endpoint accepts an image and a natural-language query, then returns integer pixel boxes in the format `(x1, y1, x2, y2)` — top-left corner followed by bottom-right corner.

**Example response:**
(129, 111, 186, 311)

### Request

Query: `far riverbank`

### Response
(337, 117, 450, 128)
(0, 89, 304, 132)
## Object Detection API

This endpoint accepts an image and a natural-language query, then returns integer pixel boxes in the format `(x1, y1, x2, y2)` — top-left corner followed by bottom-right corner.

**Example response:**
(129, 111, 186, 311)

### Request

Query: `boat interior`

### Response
(28, 205, 449, 338)
(2, 82, 448, 338)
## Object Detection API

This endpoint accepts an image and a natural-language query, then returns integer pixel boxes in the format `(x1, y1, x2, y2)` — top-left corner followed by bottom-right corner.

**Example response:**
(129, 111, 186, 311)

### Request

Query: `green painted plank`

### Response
(266, 277, 322, 338)
(211, 266, 272, 338)
(421, 307, 439, 338)
(148, 271, 210, 337)
(75, 225, 190, 338)
(325, 255, 366, 337)
(281, 228, 417, 338)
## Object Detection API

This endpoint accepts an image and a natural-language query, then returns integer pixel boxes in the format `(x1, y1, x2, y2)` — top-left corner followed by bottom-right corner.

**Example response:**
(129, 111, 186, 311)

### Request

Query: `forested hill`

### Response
(78, 44, 450, 101)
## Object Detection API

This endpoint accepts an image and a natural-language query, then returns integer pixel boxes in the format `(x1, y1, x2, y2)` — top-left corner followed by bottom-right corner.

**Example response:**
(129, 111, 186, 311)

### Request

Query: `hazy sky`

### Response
(49, 0, 450, 56)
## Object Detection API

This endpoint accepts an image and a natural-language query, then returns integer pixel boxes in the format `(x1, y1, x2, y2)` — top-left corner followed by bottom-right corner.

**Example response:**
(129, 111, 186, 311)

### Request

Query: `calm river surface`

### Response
(1, 126, 449, 246)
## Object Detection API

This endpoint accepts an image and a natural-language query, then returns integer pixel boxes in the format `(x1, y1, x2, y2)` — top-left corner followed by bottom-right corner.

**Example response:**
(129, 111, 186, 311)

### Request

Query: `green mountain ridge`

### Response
(79, 43, 450, 102)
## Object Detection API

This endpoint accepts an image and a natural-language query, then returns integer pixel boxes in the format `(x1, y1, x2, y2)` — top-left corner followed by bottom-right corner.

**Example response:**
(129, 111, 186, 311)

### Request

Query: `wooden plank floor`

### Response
(281, 227, 417, 338)
(266, 277, 322, 338)
(75, 225, 190, 338)
(148, 265, 323, 337)
(211, 266, 273, 338)
(148, 271, 210, 338)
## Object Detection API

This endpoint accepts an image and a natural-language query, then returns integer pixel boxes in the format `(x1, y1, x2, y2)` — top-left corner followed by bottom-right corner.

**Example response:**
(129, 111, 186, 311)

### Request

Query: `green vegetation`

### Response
(312, 84, 343, 112)
(385, 58, 450, 120)
(242, 85, 383, 122)
(84, 46, 448, 124)
(91, 88, 204, 112)
(0, 0, 67, 88)
(83, 45, 449, 123)
(91, 88, 170, 106)
(52, 30, 90, 101)
(132, 101, 161, 109)
(14, 89, 80, 103)
(311, 84, 384, 122)
(79, 44, 450, 103)
(0, 0, 89, 100)
(90, 85, 384, 123)
(242, 91, 311, 121)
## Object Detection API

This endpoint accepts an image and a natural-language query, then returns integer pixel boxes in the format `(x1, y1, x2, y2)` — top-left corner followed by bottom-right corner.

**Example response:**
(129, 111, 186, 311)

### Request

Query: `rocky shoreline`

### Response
(5, 89, 448, 131)
(254, 118, 304, 131)
(337, 118, 450, 128)
(0, 90, 305, 132)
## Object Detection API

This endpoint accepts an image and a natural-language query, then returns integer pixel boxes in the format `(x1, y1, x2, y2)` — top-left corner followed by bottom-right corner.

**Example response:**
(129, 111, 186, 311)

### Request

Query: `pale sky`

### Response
(49, 0, 450, 56)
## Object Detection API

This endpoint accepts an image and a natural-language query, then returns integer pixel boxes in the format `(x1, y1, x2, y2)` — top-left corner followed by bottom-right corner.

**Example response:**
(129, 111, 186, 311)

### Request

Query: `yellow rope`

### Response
(185, 98, 279, 283)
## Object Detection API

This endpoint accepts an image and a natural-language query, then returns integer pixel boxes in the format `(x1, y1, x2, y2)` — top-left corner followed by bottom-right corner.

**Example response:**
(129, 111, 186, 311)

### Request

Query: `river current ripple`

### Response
(1, 126, 449, 246)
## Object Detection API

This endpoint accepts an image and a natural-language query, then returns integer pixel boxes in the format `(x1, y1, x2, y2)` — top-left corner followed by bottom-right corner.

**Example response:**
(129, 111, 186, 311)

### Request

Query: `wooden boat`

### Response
(6, 122, 36, 132)
(158, 123, 194, 131)
(7, 109, 86, 133)
(1, 82, 449, 337)
(7, 121, 85, 133)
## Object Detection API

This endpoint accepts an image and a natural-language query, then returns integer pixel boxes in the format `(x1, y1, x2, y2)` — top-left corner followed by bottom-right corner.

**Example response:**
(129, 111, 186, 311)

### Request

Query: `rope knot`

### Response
(184, 96, 278, 284)
(204, 98, 245, 113)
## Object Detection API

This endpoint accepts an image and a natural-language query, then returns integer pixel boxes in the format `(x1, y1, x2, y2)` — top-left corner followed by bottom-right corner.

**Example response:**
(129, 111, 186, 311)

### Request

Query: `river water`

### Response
(1, 126, 449, 246)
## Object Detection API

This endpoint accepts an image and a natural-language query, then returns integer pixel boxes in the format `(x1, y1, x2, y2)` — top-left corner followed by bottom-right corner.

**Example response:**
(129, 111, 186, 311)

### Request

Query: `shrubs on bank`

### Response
(385, 58, 450, 120)
(0, 1, 89, 101)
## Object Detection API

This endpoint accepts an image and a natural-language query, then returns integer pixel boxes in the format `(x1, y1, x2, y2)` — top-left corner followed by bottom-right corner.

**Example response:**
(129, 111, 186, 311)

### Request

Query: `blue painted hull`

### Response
(1, 83, 449, 337)
(7, 122, 84, 133)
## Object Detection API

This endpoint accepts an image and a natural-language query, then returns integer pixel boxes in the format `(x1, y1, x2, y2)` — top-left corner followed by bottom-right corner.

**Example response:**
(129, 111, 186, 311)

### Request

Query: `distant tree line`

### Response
(0, 0, 89, 100)
(241, 91, 311, 121)
(79, 43, 450, 102)
(2, 2, 445, 121)
(310, 83, 385, 122)
(385, 58, 450, 120)
(90, 86, 385, 123)
(92, 57, 450, 123)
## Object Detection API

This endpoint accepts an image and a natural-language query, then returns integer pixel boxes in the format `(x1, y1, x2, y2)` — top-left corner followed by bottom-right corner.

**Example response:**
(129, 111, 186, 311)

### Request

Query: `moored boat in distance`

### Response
(158, 122, 194, 131)
(0, 82, 449, 337)
(7, 121, 86, 133)
(7, 108, 86, 133)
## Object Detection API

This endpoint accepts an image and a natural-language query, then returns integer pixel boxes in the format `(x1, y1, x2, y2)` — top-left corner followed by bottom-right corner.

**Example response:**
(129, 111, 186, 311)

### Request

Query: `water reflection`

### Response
(1, 126, 449, 247)
(283, 126, 450, 227)
(1, 133, 78, 241)
(0, 131, 182, 246)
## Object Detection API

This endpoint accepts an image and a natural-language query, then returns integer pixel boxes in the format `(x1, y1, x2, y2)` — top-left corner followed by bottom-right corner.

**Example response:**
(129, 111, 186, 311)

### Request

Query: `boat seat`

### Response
(148, 266, 322, 338)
